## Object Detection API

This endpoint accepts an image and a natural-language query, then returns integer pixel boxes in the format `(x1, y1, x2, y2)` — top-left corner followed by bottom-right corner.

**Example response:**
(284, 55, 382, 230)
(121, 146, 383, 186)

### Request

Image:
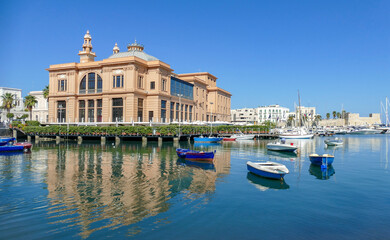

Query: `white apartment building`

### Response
(0, 87, 25, 122)
(256, 104, 290, 124)
(29, 91, 48, 123)
(231, 108, 256, 124)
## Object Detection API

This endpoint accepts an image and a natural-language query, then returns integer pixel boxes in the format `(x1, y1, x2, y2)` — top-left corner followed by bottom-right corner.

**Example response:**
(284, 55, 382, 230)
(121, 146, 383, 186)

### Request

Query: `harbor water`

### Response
(0, 135, 389, 239)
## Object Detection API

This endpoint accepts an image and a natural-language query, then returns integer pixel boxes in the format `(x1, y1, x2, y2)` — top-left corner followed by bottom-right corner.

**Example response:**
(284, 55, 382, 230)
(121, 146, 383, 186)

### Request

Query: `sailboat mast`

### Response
(298, 90, 301, 127)
(386, 97, 389, 126)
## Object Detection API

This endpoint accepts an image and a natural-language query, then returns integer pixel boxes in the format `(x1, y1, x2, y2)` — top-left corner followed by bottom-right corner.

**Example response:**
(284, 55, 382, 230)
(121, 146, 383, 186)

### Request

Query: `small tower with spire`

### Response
(113, 43, 120, 54)
(127, 39, 144, 52)
(78, 30, 96, 63)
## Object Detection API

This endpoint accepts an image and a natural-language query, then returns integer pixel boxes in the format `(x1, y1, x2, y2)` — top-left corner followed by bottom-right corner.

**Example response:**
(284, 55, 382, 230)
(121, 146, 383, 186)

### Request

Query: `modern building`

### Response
(230, 108, 256, 124)
(0, 87, 25, 122)
(231, 105, 290, 125)
(47, 31, 231, 124)
(255, 104, 290, 124)
(28, 91, 48, 123)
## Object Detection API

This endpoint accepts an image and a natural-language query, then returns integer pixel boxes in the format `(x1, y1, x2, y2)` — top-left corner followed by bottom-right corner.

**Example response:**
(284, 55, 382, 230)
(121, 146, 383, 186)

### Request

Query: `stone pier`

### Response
(35, 135, 40, 144)
(78, 136, 83, 144)
(13, 130, 17, 139)
(115, 136, 120, 145)
(27, 135, 31, 142)
(56, 136, 61, 144)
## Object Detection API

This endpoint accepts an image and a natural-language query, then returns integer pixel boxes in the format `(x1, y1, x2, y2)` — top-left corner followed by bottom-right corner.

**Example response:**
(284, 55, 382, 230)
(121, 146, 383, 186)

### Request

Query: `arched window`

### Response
(79, 72, 103, 94)
(79, 76, 86, 94)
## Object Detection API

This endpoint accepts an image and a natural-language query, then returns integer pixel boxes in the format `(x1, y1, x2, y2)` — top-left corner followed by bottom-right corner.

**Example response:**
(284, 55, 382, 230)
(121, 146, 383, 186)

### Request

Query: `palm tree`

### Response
(332, 111, 336, 119)
(326, 113, 330, 120)
(336, 112, 341, 119)
(24, 95, 38, 121)
(1, 93, 16, 114)
(43, 85, 49, 99)
(287, 115, 295, 127)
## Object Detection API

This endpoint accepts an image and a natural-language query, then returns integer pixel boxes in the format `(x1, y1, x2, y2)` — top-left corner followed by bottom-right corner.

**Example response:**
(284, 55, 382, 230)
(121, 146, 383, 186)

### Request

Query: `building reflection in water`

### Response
(42, 142, 230, 238)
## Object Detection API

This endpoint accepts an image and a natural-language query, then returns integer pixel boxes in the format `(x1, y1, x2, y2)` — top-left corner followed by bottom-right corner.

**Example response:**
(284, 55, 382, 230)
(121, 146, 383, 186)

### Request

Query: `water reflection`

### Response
(309, 164, 335, 180)
(266, 150, 297, 161)
(41, 142, 230, 238)
(247, 172, 290, 191)
(177, 158, 215, 171)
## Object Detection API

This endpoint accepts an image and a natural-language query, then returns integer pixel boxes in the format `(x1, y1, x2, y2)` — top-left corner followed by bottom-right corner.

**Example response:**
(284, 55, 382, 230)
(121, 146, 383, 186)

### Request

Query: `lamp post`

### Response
(177, 94, 183, 137)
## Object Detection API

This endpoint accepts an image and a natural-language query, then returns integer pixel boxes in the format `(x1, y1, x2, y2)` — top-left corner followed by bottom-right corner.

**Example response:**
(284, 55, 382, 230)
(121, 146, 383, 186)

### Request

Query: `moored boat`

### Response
(267, 141, 297, 152)
(246, 161, 289, 180)
(194, 137, 223, 143)
(349, 128, 382, 135)
(176, 148, 216, 161)
(0, 145, 25, 152)
(14, 142, 33, 151)
(230, 134, 255, 140)
(309, 154, 334, 166)
(223, 138, 236, 141)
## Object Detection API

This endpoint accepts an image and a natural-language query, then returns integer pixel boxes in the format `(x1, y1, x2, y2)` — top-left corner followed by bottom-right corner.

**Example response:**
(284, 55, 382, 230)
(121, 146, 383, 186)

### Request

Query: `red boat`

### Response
(223, 138, 236, 141)
(14, 142, 33, 152)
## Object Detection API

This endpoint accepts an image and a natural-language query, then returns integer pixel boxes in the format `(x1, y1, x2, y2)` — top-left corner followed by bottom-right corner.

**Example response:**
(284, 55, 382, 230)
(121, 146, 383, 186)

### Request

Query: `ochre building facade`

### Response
(47, 31, 231, 123)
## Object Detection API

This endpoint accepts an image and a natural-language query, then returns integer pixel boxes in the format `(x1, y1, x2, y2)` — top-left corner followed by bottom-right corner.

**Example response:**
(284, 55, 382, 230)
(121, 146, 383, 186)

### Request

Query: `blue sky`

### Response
(0, 0, 389, 117)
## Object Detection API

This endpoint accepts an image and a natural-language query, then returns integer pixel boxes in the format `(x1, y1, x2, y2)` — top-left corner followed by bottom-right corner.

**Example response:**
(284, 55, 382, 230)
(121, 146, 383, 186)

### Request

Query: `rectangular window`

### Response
(138, 76, 143, 89)
(113, 75, 124, 88)
(88, 100, 94, 122)
(97, 99, 102, 122)
(189, 106, 193, 122)
(58, 79, 67, 92)
(112, 98, 123, 122)
(149, 111, 153, 122)
(185, 105, 188, 121)
(161, 100, 167, 123)
(57, 101, 66, 123)
(162, 79, 166, 91)
(79, 100, 85, 122)
(181, 104, 184, 122)
(137, 98, 143, 122)
(176, 103, 180, 121)
(170, 102, 175, 122)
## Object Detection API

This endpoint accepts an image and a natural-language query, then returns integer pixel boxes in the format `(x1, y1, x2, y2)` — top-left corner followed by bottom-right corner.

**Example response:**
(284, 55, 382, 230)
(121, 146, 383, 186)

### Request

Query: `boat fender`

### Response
(290, 143, 293, 146)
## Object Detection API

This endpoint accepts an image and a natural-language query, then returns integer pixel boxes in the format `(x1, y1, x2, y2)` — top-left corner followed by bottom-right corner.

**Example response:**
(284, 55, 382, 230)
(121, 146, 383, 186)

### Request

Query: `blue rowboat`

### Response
(0, 145, 24, 152)
(247, 161, 289, 180)
(193, 137, 223, 143)
(176, 148, 216, 161)
(176, 148, 198, 158)
(309, 154, 334, 166)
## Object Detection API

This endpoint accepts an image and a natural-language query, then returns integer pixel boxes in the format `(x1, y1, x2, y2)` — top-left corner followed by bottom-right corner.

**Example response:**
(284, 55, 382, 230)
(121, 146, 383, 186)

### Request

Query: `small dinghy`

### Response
(247, 161, 289, 180)
(223, 138, 236, 141)
(324, 138, 343, 146)
(309, 154, 334, 166)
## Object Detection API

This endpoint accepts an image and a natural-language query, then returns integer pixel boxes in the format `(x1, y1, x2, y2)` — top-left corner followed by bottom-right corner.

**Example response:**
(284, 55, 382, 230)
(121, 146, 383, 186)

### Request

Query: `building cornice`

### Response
(207, 87, 232, 96)
(178, 72, 217, 80)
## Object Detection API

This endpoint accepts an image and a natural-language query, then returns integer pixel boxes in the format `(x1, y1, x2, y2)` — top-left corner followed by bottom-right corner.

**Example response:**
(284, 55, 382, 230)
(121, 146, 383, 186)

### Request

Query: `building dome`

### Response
(108, 40, 158, 61)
